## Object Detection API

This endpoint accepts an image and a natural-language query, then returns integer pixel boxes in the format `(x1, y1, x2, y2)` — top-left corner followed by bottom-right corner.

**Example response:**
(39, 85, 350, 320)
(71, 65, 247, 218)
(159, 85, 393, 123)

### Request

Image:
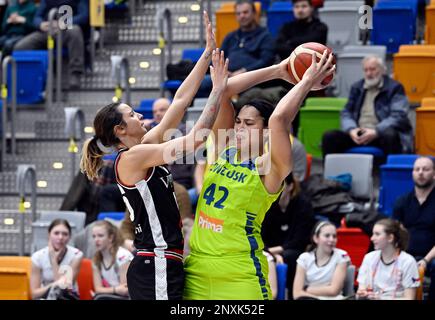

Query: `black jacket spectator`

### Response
(276, 17, 327, 60)
(262, 193, 314, 252)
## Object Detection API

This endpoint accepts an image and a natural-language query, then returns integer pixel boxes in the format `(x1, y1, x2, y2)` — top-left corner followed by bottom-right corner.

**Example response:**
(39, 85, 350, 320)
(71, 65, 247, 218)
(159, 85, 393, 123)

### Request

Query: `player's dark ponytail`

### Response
(80, 103, 124, 180)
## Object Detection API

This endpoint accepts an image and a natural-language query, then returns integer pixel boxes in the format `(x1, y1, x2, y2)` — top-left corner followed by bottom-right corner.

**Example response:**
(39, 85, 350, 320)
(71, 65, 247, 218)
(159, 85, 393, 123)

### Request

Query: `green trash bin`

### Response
(304, 97, 348, 108)
(298, 106, 344, 158)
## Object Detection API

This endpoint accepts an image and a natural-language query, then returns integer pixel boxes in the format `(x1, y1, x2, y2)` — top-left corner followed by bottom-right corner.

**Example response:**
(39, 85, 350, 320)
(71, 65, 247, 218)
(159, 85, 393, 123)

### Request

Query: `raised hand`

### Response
(210, 48, 229, 93)
(204, 11, 216, 54)
(278, 56, 293, 84)
(302, 50, 336, 89)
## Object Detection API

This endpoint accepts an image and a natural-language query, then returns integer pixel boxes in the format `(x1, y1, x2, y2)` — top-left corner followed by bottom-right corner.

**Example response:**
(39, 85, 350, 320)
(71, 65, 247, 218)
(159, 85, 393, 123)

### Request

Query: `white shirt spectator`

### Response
(95, 247, 133, 287)
(297, 248, 350, 287)
(357, 250, 420, 299)
(31, 245, 83, 292)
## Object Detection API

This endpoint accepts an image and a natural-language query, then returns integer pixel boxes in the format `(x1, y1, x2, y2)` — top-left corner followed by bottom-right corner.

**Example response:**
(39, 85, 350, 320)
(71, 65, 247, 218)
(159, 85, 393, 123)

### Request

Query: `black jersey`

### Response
(114, 149, 184, 253)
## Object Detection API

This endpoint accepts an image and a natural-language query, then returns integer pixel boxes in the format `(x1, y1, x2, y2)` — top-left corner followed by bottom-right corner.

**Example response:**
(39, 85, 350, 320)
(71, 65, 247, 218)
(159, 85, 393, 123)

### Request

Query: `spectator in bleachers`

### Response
(14, 0, 89, 89)
(393, 156, 435, 300)
(293, 220, 350, 300)
(275, 0, 328, 61)
(31, 219, 83, 300)
(262, 172, 315, 299)
(222, 0, 275, 77)
(321, 55, 413, 158)
(199, 0, 275, 95)
(91, 220, 132, 300)
(356, 218, 420, 300)
(0, 0, 36, 57)
(142, 98, 170, 131)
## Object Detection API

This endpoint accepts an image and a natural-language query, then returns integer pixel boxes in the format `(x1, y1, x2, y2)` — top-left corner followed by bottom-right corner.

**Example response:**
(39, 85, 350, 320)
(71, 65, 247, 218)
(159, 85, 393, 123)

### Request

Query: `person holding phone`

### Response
(321, 55, 413, 159)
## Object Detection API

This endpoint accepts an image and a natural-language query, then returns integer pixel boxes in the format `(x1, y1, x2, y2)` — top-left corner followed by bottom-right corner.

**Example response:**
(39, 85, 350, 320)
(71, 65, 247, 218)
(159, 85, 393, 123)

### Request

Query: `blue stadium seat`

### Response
(97, 212, 125, 221)
(162, 48, 204, 93)
(135, 98, 155, 119)
(105, 1, 128, 10)
(345, 146, 385, 158)
(10, 51, 48, 104)
(267, 2, 294, 37)
(276, 263, 288, 300)
(378, 154, 422, 216)
(259, 0, 270, 11)
(371, 0, 418, 53)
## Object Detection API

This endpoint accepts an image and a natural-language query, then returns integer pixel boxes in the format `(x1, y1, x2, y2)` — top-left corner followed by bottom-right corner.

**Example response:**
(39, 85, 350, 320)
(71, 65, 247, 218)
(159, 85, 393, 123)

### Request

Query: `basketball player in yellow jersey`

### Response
(184, 51, 336, 300)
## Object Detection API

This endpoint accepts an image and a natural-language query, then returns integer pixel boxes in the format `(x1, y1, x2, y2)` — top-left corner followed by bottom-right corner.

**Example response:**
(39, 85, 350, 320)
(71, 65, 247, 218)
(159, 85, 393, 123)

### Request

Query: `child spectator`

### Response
(91, 220, 133, 300)
(293, 221, 350, 299)
(356, 219, 420, 300)
(30, 219, 83, 299)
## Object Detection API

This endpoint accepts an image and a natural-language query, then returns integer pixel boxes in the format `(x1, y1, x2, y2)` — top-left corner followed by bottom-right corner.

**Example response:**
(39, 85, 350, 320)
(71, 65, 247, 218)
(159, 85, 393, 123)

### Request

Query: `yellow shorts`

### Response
(183, 251, 271, 300)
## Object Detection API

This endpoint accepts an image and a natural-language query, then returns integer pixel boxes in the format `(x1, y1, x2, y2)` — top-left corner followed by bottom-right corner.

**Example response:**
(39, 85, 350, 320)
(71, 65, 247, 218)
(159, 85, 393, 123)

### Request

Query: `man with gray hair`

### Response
(321, 55, 413, 158)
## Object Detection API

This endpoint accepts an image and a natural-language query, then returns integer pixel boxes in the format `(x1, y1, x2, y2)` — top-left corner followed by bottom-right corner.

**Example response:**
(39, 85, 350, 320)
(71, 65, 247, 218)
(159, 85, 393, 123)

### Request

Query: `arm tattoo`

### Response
(196, 91, 222, 129)
(203, 50, 212, 60)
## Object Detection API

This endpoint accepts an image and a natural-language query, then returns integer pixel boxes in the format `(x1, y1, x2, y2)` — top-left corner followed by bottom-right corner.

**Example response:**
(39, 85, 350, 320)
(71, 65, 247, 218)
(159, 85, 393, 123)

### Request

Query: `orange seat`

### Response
(0, 256, 32, 300)
(305, 153, 312, 181)
(416, 98, 435, 156)
(215, 2, 262, 47)
(416, 266, 425, 300)
(425, 2, 435, 44)
(336, 220, 370, 269)
(393, 45, 435, 104)
(77, 258, 94, 300)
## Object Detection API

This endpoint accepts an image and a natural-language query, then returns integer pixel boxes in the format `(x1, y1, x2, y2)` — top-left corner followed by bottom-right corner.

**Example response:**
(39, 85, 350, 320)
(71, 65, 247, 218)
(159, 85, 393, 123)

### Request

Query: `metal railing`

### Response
(1, 56, 17, 172)
(110, 55, 131, 105)
(56, 19, 63, 103)
(158, 8, 173, 97)
(16, 165, 37, 256)
(64, 107, 85, 183)
(46, 8, 58, 109)
(89, 0, 106, 72)
(199, 0, 212, 47)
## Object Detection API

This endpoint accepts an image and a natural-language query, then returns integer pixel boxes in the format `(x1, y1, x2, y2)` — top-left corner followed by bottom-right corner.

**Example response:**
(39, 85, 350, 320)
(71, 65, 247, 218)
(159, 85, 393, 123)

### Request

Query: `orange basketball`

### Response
(287, 42, 336, 90)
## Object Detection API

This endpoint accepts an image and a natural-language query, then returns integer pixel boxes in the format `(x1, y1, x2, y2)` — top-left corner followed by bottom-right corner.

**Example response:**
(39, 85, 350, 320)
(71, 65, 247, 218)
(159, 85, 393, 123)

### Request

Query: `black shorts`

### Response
(127, 255, 184, 300)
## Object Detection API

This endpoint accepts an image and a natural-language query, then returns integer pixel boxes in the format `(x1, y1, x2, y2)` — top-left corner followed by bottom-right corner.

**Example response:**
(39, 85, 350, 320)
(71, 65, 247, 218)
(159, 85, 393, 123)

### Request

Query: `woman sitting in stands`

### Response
(356, 218, 420, 300)
(293, 221, 350, 300)
(91, 220, 133, 300)
(31, 219, 83, 299)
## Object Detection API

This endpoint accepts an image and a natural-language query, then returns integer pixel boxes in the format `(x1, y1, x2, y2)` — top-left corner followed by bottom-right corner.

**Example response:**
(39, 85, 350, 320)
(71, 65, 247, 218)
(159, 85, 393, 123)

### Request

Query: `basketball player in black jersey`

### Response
(80, 12, 229, 300)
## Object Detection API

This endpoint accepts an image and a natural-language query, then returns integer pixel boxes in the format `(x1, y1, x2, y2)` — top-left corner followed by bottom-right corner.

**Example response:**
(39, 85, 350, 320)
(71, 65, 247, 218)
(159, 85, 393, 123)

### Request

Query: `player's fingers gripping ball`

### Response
(287, 42, 336, 90)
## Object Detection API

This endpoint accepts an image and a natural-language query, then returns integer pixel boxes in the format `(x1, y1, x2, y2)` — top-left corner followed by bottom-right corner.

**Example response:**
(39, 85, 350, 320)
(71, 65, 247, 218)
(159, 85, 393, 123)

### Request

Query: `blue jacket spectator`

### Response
(33, 0, 89, 29)
(221, 26, 275, 73)
(197, 1, 275, 97)
(14, 0, 90, 89)
(322, 56, 413, 159)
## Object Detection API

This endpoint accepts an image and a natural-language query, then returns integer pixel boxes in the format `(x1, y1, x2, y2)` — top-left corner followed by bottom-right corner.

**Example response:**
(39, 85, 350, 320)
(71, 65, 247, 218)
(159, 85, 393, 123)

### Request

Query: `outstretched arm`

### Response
(260, 51, 335, 194)
(208, 57, 294, 160)
(143, 11, 216, 144)
(120, 50, 229, 181)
